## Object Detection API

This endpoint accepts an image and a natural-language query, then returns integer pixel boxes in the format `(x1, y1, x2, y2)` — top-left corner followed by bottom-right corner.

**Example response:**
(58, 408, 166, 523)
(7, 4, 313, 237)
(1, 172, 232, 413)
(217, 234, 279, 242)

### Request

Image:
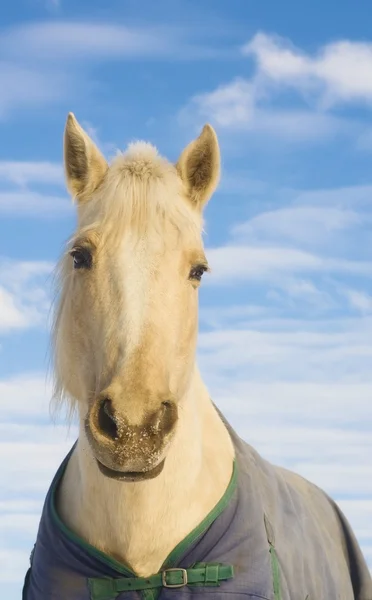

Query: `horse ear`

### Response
(176, 124, 220, 211)
(63, 113, 108, 202)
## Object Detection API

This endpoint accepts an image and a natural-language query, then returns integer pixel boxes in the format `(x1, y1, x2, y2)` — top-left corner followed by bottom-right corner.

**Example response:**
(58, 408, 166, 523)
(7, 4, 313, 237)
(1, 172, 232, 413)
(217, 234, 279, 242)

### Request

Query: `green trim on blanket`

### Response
(269, 545, 282, 600)
(264, 513, 282, 600)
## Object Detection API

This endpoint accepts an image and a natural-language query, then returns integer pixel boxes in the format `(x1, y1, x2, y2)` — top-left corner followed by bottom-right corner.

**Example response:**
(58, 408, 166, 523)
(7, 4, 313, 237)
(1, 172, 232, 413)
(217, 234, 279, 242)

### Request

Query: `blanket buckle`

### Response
(162, 568, 188, 588)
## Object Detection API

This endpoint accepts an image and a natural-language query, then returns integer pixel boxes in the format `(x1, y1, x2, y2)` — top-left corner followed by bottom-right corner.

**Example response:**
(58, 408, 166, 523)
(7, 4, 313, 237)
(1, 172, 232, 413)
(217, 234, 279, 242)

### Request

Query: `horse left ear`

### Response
(176, 124, 220, 211)
(64, 112, 108, 202)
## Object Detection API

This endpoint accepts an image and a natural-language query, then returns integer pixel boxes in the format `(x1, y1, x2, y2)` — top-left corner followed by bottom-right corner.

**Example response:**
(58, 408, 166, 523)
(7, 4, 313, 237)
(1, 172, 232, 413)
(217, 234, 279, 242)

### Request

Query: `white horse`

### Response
(23, 115, 372, 600)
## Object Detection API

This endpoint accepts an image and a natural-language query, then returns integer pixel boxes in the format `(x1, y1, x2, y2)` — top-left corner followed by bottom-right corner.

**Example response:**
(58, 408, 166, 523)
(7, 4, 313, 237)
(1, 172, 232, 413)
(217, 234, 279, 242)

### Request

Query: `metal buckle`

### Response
(162, 568, 188, 588)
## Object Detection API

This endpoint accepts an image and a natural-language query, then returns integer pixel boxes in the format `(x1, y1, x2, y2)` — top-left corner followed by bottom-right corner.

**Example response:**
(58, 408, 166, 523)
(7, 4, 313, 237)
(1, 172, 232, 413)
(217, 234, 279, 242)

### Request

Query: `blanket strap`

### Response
(89, 563, 234, 600)
(264, 514, 282, 600)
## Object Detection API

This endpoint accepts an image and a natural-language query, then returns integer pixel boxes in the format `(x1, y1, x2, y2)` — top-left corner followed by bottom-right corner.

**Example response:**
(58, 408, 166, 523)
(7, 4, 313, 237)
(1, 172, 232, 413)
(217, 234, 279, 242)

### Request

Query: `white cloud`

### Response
(1, 22, 173, 62)
(0, 21, 225, 65)
(199, 319, 372, 383)
(0, 160, 70, 217)
(192, 78, 256, 127)
(45, 0, 60, 9)
(0, 513, 40, 538)
(206, 245, 318, 282)
(344, 289, 372, 314)
(0, 438, 75, 494)
(232, 206, 362, 245)
(239, 425, 372, 469)
(0, 382, 76, 496)
(199, 304, 267, 328)
(292, 464, 372, 496)
(0, 550, 30, 583)
(0, 191, 71, 217)
(270, 278, 333, 310)
(217, 172, 269, 196)
(0, 62, 68, 118)
(0, 258, 52, 284)
(206, 245, 372, 284)
(0, 258, 53, 333)
(291, 184, 372, 211)
(203, 180, 372, 310)
(0, 287, 31, 331)
(245, 109, 344, 140)
(0, 375, 51, 420)
(186, 84, 344, 140)
(243, 33, 372, 107)
(0, 161, 63, 187)
(0, 430, 74, 497)
(184, 32, 372, 137)
(0, 21, 223, 118)
(0, 500, 43, 513)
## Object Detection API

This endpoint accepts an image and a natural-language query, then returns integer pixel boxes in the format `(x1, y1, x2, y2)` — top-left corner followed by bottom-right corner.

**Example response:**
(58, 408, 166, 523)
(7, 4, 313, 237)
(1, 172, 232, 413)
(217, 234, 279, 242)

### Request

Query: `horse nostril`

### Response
(160, 400, 178, 434)
(97, 398, 118, 440)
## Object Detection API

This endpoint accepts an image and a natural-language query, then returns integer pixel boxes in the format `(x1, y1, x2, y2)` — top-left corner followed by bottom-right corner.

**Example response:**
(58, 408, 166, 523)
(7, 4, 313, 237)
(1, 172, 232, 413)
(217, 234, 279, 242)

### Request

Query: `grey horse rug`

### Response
(23, 415, 372, 600)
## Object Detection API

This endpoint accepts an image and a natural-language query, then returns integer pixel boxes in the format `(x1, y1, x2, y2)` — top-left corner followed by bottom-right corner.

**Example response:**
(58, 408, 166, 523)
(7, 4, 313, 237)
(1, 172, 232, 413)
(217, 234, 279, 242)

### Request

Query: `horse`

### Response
(23, 113, 372, 600)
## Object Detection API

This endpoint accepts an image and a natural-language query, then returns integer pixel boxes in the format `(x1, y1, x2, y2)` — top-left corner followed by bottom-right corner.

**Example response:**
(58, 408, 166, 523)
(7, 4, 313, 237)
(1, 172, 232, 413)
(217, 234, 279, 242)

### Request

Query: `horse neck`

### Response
(57, 365, 235, 577)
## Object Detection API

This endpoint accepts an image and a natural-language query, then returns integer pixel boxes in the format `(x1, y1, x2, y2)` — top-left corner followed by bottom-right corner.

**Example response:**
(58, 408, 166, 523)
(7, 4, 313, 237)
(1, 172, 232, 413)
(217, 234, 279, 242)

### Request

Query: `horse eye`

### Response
(189, 264, 208, 282)
(70, 248, 92, 270)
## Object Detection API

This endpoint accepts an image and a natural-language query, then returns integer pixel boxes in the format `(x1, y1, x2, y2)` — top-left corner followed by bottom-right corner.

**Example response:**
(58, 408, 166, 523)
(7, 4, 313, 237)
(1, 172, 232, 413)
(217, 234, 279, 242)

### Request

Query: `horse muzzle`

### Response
(84, 395, 178, 481)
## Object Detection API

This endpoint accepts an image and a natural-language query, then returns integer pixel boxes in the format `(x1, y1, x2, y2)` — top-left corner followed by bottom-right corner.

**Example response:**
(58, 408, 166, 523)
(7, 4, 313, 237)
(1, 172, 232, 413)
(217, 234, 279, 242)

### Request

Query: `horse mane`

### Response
(79, 142, 201, 243)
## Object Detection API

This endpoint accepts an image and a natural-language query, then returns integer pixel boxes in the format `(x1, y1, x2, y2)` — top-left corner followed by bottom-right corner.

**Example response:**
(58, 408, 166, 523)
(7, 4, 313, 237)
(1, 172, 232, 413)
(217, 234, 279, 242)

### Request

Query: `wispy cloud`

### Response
(0, 288, 33, 331)
(200, 317, 372, 381)
(0, 191, 71, 217)
(232, 206, 362, 245)
(44, 0, 60, 10)
(181, 32, 372, 140)
(0, 161, 63, 187)
(0, 20, 227, 118)
(0, 21, 228, 64)
(243, 33, 372, 107)
(206, 245, 372, 284)
(182, 86, 346, 141)
(0, 374, 51, 421)
(204, 179, 372, 318)
(0, 258, 53, 333)
(344, 289, 372, 314)
(1, 22, 173, 62)
(292, 184, 372, 208)
(0, 160, 71, 217)
(0, 62, 68, 118)
(0, 550, 31, 584)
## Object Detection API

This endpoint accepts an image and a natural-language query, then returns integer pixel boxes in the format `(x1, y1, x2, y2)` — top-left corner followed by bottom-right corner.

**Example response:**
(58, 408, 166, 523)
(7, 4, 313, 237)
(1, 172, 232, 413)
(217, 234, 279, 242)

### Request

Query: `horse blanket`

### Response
(23, 414, 372, 600)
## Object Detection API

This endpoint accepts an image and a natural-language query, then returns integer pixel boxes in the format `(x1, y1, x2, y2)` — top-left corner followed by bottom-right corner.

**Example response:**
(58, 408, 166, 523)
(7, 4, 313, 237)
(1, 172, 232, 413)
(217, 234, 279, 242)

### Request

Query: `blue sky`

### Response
(1, 0, 372, 596)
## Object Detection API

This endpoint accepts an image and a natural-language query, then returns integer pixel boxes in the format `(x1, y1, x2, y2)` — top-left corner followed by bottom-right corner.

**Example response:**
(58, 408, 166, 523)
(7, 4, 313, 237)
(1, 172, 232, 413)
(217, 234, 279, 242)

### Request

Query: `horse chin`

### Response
(95, 457, 166, 482)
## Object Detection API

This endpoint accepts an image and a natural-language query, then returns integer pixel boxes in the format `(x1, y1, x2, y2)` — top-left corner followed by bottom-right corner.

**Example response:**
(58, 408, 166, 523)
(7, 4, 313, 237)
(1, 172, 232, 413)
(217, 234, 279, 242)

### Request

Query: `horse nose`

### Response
(97, 397, 118, 440)
(92, 396, 178, 441)
(87, 394, 179, 473)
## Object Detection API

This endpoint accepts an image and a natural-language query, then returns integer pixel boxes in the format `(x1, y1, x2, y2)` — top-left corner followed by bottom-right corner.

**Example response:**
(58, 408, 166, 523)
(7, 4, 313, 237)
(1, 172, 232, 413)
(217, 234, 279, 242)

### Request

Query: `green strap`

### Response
(269, 545, 282, 600)
(264, 514, 282, 600)
(89, 563, 234, 600)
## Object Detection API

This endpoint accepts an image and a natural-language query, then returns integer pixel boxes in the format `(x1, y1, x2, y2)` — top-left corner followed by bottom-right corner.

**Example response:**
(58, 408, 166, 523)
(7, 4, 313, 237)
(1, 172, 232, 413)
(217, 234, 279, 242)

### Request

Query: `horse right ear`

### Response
(63, 113, 108, 202)
(176, 124, 220, 212)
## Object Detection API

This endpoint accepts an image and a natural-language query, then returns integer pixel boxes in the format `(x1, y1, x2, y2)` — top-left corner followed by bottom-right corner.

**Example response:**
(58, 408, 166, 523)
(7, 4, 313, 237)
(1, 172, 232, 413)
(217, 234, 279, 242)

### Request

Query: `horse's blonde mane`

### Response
(78, 142, 201, 244)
